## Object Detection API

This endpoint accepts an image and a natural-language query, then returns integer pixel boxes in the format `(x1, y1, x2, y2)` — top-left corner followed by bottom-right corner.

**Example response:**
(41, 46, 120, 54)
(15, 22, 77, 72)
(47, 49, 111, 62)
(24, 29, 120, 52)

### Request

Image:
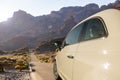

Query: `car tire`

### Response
(53, 62, 62, 80)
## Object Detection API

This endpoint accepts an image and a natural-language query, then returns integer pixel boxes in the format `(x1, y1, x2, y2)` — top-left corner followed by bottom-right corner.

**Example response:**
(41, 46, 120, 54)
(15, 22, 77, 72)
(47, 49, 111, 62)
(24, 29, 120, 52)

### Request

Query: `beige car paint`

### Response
(55, 9, 120, 80)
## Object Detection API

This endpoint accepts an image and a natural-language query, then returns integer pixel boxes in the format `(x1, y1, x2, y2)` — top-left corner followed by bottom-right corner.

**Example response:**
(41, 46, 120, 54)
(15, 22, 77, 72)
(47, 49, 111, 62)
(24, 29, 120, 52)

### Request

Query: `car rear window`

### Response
(82, 18, 107, 41)
(64, 17, 107, 46)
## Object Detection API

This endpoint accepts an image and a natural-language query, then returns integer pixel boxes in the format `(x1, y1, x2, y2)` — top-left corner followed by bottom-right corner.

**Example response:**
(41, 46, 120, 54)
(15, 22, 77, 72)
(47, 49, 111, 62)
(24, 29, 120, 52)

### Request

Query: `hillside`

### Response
(0, 0, 119, 50)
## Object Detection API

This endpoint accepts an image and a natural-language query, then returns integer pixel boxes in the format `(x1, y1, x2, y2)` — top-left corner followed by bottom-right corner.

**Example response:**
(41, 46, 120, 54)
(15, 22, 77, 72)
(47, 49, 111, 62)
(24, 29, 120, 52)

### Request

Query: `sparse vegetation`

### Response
(34, 38, 64, 63)
(35, 52, 56, 63)
(0, 47, 30, 72)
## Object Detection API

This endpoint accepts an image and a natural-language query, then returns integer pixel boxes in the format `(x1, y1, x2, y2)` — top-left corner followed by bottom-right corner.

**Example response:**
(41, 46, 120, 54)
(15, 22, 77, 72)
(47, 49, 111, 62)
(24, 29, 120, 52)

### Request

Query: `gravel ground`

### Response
(0, 70, 30, 80)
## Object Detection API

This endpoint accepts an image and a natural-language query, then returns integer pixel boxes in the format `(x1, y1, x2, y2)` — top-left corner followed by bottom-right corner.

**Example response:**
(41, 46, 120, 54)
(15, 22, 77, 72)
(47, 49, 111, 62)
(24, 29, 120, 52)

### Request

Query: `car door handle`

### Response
(67, 55, 74, 59)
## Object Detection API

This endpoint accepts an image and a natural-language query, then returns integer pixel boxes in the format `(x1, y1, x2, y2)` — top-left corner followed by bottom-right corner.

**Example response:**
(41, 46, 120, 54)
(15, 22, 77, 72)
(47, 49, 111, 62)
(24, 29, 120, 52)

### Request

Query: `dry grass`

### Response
(35, 52, 56, 63)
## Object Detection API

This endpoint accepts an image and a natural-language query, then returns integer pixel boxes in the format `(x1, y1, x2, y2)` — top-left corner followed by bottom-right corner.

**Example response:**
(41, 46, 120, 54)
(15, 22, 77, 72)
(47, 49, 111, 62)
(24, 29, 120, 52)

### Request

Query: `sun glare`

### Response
(0, 10, 12, 22)
(0, 14, 10, 22)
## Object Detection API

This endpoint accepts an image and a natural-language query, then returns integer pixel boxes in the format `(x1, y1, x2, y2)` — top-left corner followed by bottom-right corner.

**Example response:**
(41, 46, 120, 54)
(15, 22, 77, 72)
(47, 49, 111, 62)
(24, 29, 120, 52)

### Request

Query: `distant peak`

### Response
(13, 10, 33, 18)
(14, 10, 27, 15)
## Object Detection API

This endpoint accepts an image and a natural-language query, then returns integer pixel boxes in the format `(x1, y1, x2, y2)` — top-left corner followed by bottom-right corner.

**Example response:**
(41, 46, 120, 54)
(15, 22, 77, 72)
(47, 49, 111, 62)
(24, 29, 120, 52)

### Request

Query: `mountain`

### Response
(0, 0, 119, 50)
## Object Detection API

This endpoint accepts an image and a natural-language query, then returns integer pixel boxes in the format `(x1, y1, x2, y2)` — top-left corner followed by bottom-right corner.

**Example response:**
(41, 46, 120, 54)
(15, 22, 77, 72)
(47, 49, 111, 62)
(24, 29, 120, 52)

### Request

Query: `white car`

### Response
(53, 8, 120, 80)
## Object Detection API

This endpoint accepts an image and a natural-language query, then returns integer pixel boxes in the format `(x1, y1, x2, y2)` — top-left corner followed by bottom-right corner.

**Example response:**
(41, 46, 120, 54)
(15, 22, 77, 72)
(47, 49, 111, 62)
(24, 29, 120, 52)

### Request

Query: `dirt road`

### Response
(30, 52, 55, 80)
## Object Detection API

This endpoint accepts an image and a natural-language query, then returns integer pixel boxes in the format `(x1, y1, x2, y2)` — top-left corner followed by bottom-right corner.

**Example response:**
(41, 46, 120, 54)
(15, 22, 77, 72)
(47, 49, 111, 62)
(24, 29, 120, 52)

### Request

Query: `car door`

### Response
(56, 23, 84, 80)
(73, 17, 108, 80)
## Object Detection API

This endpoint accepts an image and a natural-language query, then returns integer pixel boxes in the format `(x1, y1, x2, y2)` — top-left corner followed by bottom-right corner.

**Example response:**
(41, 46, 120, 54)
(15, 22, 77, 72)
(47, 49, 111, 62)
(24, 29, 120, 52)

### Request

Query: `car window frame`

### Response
(62, 16, 108, 47)
(62, 22, 84, 47)
(80, 17, 108, 42)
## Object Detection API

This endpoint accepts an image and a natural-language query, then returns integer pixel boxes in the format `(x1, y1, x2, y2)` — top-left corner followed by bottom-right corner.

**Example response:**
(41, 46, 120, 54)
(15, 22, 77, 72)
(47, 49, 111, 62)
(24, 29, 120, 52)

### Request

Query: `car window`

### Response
(64, 17, 107, 46)
(82, 18, 107, 41)
(65, 23, 84, 45)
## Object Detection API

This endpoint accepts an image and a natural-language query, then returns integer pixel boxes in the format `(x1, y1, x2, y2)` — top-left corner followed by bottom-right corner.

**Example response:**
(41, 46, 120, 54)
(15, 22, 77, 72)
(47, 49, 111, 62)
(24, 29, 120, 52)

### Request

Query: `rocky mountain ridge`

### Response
(0, 0, 120, 50)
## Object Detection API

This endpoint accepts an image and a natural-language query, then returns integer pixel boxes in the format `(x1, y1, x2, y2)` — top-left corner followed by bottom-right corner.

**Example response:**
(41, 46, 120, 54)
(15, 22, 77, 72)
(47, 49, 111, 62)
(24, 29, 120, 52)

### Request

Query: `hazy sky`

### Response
(0, 0, 116, 22)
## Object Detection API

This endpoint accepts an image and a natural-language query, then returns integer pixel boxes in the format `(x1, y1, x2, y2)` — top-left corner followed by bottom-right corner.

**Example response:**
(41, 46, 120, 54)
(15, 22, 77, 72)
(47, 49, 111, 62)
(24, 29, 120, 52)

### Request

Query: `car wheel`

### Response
(53, 62, 62, 80)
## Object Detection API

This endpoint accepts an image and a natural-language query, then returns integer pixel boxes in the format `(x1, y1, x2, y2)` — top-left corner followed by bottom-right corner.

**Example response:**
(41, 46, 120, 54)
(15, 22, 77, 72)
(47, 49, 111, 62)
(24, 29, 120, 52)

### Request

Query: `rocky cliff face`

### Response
(0, 0, 119, 50)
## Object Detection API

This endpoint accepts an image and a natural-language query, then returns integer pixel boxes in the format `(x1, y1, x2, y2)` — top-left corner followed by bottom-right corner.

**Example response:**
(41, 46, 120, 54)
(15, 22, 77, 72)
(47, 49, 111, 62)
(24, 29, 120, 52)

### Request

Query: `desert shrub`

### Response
(15, 61, 29, 71)
(36, 53, 56, 63)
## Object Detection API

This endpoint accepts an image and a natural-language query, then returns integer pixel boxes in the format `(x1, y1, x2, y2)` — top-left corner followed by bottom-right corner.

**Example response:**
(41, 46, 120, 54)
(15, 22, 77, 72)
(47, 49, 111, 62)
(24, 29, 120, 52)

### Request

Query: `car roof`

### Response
(76, 9, 119, 26)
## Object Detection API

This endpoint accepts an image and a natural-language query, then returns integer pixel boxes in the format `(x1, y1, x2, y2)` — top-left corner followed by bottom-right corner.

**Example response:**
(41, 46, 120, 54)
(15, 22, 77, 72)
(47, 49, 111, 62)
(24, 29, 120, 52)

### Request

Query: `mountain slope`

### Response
(0, 1, 119, 50)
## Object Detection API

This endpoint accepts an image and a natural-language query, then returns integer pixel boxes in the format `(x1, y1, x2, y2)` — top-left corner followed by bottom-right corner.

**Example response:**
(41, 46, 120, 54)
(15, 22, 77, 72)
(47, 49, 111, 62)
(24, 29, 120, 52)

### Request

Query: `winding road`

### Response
(30, 52, 55, 80)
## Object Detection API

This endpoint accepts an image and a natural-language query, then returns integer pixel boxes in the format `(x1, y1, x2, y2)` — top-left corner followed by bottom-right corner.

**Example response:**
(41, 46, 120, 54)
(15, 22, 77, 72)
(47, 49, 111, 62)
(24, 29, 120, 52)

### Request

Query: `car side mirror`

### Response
(54, 41, 62, 51)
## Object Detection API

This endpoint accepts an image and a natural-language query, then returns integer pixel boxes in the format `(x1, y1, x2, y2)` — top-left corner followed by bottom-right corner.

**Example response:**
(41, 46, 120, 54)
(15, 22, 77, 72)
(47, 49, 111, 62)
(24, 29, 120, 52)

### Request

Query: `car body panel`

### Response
(73, 38, 120, 80)
(73, 9, 120, 80)
(56, 44, 78, 80)
(55, 9, 120, 80)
